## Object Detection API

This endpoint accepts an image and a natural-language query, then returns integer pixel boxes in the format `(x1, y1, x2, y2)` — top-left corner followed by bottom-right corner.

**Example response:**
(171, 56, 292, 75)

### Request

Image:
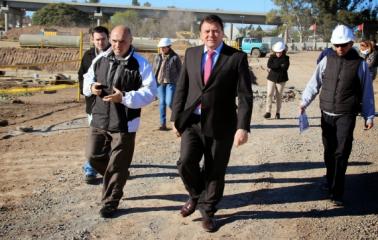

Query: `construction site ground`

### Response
(1, 50, 378, 240)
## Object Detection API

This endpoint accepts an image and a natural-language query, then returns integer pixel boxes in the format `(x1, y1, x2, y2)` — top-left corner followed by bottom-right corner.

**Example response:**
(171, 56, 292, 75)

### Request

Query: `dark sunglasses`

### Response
(333, 43, 349, 48)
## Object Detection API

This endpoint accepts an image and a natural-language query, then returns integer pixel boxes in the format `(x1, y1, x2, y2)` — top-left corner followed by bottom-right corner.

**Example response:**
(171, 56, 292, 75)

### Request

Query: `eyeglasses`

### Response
(333, 43, 349, 48)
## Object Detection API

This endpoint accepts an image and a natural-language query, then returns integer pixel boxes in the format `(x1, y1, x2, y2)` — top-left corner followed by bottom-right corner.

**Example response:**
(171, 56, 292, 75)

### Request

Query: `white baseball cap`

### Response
(157, 38, 172, 47)
(272, 41, 285, 52)
(330, 25, 354, 44)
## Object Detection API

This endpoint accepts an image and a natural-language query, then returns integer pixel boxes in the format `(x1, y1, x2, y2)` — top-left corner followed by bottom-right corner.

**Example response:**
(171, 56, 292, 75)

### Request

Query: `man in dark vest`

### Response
(78, 26, 111, 184)
(83, 25, 157, 218)
(300, 25, 375, 206)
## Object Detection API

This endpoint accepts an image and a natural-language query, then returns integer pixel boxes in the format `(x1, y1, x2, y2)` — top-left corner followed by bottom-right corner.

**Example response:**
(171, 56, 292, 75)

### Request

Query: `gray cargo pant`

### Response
(86, 127, 135, 207)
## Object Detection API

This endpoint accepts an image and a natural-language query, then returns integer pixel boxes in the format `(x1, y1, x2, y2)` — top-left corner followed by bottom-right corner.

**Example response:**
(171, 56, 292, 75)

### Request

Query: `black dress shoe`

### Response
(158, 125, 168, 131)
(275, 113, 280, 119)
(180, 199, 197, 217)
(85, 175, 97, 185)
(202, 217, 216, 232)
(263, 112, 271, 119)
(99, 205, 117, 218)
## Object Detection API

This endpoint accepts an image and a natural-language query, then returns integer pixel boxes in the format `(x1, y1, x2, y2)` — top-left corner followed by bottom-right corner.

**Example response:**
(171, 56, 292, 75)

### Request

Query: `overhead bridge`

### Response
(0, 0, 281, 31)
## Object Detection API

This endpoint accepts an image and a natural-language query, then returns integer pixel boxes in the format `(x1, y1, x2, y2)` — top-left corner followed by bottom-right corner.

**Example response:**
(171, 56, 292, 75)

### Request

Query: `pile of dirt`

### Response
(0, 48, 80, 72)
(172, 39, 193, 50)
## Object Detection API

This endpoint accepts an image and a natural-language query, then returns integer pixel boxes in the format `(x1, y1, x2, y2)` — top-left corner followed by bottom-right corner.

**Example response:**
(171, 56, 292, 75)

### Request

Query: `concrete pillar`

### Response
(94, 7, 102, 26)
(18, 11, 24, 28)
(230, 23, 233, 40)
(1, 3, 9, 32)
(4, 12, 8, 32)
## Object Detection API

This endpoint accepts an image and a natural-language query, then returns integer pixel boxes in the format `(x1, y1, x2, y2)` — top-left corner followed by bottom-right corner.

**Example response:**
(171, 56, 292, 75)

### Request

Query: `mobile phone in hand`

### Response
(95, 84, 107, 90)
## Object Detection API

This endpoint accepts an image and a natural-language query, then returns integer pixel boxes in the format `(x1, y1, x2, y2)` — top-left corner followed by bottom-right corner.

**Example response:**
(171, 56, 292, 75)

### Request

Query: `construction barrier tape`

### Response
(0, 83, 78, 95)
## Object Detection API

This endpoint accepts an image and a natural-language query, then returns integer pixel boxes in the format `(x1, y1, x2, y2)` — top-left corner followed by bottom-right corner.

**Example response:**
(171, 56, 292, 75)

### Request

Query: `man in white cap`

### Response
(152, 38, 182, 130)
(299, 25, 375, 206)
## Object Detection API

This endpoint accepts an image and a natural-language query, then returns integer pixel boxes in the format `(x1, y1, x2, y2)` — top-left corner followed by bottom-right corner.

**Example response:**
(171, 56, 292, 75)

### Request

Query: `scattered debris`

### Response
(0, 119, 9, 127)
(43, 90, 57, 94)
(17, 126, 33, 132)
(12, 99, 24, 104)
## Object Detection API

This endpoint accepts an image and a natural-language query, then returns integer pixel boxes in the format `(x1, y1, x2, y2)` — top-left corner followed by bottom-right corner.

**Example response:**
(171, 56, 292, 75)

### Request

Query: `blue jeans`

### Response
(83, 161, 97, 176)
(157, 83, 175, 125)
(83, 114, 97, 177)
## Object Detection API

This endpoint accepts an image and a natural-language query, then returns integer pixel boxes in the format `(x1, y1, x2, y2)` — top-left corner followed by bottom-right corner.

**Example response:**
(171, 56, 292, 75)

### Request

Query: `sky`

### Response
(99, 0, 276, 13)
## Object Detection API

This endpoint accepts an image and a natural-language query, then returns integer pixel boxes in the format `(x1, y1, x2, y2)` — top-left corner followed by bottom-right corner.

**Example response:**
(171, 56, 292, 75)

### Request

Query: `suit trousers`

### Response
(86, 127, 135, 207)
(177, 115, 234, 216)
(321, 112, 356, 198)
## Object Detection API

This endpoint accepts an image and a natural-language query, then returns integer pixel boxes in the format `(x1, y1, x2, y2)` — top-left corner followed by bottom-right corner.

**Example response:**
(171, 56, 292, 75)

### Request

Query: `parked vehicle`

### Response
(236, 37, 269, 57)
(262, 37, 285, 52)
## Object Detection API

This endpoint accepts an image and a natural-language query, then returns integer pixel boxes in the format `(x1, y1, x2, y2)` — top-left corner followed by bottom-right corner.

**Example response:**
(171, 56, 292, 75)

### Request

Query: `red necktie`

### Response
(204, 50, 215, 84)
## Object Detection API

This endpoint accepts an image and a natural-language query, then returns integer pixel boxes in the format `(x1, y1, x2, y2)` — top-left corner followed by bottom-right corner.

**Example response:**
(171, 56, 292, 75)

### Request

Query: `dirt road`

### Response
(1, 52, 377, 239)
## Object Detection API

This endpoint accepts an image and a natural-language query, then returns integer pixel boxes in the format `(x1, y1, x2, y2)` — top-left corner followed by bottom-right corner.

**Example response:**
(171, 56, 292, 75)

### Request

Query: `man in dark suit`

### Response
(78, 26, 110, 184)
(171, 15, 253, 232)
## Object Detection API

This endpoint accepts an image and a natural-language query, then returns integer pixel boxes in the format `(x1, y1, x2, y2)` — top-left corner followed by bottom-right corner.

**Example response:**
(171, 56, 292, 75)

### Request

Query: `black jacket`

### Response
(152, 49, 182, 84)
(78, 45, 110, 114)
(171, 43, 253, 139)
(267, 54, 290, 83)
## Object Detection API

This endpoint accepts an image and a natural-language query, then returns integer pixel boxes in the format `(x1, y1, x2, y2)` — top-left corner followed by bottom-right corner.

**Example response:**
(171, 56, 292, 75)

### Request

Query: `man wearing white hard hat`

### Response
(264, 41, 290, 119)
(153, 38, 182, 130)
(300, 25, 375, 206)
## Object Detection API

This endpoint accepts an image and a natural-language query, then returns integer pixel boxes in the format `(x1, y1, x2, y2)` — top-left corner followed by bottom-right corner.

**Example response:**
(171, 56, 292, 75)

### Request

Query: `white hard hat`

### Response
(330, 25, 354, 44)
(272, 41, 285, 52)
(157, 38, 172, 47)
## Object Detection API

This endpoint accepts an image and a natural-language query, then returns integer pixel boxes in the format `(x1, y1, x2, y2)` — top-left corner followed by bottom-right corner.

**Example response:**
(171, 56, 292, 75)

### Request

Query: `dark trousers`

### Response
(321, 112, 356, 198)
(86, 127, 135, 207)
(177, 115, 234, 216)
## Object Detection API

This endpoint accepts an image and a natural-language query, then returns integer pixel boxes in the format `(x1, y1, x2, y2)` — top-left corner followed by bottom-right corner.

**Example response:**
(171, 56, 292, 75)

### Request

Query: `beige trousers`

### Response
(266, 80, 286, 113)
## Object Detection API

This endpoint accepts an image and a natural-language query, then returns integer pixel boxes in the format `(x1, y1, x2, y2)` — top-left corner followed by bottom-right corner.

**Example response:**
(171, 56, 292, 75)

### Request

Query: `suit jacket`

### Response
(171, 43, 253, 139)
(78, 45, 110, 114)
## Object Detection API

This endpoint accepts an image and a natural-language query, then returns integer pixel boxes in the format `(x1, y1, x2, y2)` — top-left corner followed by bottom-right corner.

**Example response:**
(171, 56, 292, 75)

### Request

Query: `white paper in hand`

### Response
(299, 113, 309, 133)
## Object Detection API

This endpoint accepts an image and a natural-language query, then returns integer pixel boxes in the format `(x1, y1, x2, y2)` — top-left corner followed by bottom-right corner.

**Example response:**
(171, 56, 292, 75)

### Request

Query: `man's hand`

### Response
(172, 125, 181, 137)
(364, 121, 374, 130)
(299, 105, 306, 115)
(91, 82, 103, 96)
(102, 87, 123, 103)
(233, 129, 248, 147)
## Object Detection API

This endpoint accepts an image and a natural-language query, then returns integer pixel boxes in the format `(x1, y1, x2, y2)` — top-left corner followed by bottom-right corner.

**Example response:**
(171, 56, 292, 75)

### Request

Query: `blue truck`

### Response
(236, 37, 284, 57)
(236, 37, 269, 57)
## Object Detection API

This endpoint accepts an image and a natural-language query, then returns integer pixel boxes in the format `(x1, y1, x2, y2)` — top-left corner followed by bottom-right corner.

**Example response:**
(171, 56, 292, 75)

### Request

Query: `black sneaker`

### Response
(158, 125, 168, 131)
(85, 175, 97, 185)
(263, 112, 271, 119)
(99, 205, 117, 218)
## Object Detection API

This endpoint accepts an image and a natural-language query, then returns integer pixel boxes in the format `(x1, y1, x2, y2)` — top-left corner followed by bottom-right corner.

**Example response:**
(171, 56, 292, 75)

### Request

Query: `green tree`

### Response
(110, 10, 140, 34)
(143, 2, 152, 7)
(86, 0, 100, 3)
(268, 0, 314, 43)
(158, 11, 194, 38)
(312, 0, 377, 41)
(132, 0, 140, 6)
(32, 3, 90, 26)
(138, 18, 159, 37)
